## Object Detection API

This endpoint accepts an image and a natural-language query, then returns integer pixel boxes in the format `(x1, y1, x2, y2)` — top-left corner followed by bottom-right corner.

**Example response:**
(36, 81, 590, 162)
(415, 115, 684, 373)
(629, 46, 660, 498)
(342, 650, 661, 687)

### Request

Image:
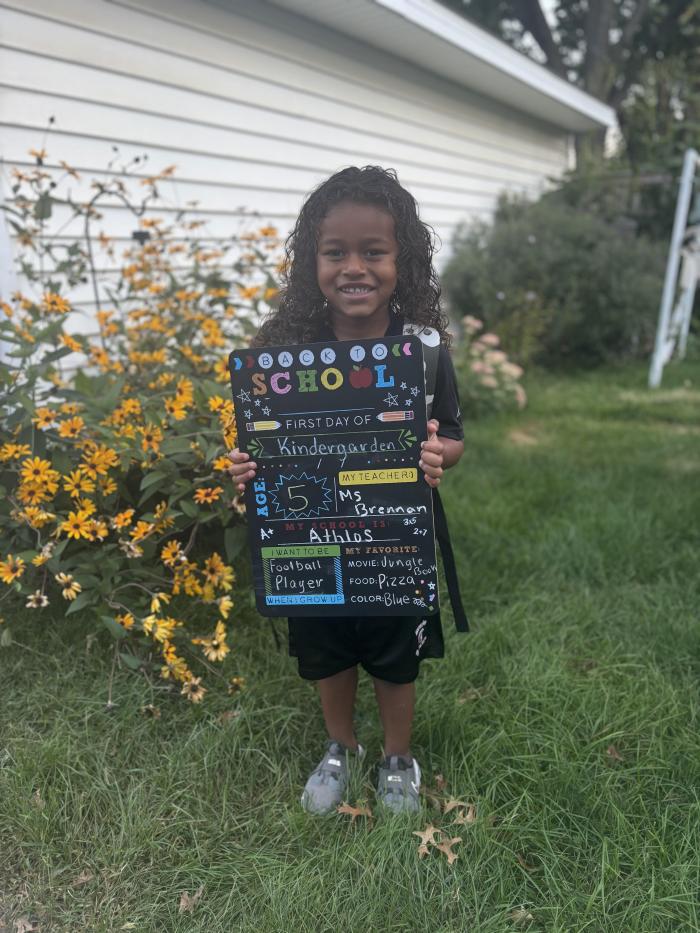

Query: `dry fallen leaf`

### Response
(435, 836, 462, 865)
(178, 884, 204, 913)
(217, 710, 241, 724)
(70, 869, 94, 887)
(140, 704, 161, 719)
(457, 686, 486, 705)
(443, 797, 471, 815)
(413, 823, 442, 847)
(434, 773, 447, 792)
(14, 918, 38, 933)
(452, 804, 476, 826)
(510, 906, 535, 925)
(419, 785, 442, 809)
(417, 842, 431, 859)
(32, 789, 44, 810)
(606, 744, 624, 763)
(336, 802, 373, 823)
(516, 854, 536, 872)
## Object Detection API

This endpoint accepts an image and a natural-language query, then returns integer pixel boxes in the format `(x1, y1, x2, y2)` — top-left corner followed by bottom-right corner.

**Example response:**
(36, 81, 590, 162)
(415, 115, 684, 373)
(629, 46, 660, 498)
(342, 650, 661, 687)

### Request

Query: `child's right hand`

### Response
(227, 448, 257, 493)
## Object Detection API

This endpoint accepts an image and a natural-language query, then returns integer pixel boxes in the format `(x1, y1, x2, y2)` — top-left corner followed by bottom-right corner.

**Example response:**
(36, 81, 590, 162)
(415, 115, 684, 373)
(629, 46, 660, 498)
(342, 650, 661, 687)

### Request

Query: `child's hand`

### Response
(227, 448, 257, 493)
(419, 419, 444, 488)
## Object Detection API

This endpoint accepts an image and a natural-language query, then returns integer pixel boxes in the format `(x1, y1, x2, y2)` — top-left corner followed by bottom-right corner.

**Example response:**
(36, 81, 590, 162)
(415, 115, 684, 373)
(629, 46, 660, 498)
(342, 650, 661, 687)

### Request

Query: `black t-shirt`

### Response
(315, 312, 464, 442)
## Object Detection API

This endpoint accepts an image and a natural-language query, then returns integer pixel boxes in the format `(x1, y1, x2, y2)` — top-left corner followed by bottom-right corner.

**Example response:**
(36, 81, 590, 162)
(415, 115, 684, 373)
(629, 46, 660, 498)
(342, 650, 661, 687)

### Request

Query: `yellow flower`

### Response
(212, 454, 232, 472)
(116, 612, 135, 630)
(32, 543, 55, 565)
(32, 408, 58, 430)
(228, 676, 246, 695)
(63, 469, 95, 498)
(81, 444, 119, 479)
(55, 572, 82, 600)
(60, 510, 93, 540)
(60, 333, 83, 353)
(42, 291, 70, 314)
(161, 540, 184, 567)
(139, 425, 163, 453)
(0, 554, 25, 584)
(0, 442, 31, 461)
(150, 591, 171, 614)
(99, 476, 118, 496)
(218, 595, 233, 619)
(130, 520, 155, 542)
(208, 396, 226, 412)
(57, 416, 85, 439)
(112, 509, 135, 530)
(26, 590, 49, 608)
(164, 397, 188, 420)
(194, 486, 224, 505)
(20, 457, 60, 490)
(20, 507, 55, 529)
(143, 614, 178, 642)
(203, 552, 234, 591)
(181, 676, 206, 703)
(60, 402, 82, 415)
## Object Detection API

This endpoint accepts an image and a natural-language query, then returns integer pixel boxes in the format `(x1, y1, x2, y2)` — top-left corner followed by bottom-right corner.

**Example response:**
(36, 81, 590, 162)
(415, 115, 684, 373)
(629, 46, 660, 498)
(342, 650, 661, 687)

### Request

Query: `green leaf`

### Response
(180, 499, 198, 518)
(119, 651, 143, 671)
(34, 192, 53, 220)
(65, 590, 99, 615)
(224, 525, 248, 561)
(101, 615, 128, 640)
(139, 470, 170, 492)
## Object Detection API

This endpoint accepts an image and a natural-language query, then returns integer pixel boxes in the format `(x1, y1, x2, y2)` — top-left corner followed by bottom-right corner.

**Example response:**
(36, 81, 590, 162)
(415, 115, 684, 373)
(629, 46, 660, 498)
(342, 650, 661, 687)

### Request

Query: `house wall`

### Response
(0, 0, 572, 323)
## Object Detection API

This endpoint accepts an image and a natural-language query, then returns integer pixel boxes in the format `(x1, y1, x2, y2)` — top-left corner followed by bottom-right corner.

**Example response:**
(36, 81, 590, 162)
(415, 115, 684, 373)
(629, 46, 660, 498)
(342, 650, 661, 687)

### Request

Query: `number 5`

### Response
(287, 485, 309, 512)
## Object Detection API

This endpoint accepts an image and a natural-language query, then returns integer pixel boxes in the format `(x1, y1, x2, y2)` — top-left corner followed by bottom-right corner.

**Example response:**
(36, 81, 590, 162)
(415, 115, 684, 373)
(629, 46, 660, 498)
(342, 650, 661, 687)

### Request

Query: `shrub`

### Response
(452, 315, 527, 417)
(0, 148, 281, 701)
(442, 193, 666, 368)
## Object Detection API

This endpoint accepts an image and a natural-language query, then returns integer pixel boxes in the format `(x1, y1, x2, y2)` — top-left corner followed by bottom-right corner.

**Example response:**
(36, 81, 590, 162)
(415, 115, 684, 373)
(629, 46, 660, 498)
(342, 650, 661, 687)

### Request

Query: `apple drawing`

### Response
(349, 365, 373, 389)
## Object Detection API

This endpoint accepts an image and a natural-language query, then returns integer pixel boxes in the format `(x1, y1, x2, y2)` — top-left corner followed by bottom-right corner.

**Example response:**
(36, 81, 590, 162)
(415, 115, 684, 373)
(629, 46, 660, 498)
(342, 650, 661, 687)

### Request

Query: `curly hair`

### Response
(254, 165, 451, 347)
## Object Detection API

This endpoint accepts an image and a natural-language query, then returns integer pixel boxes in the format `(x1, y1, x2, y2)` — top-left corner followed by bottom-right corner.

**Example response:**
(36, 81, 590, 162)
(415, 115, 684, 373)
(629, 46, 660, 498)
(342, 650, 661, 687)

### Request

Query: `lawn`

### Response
(1, 360, 699, 932)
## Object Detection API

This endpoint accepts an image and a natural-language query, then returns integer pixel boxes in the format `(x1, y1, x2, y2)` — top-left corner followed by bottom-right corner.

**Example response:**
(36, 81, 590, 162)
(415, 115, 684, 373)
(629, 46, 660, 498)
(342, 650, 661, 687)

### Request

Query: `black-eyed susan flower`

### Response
(111, 509, 134, 530)
(26, 590, 49, 608)
(181, 676, 206, 703)
(60, 509, 93, 540)
(227, 676, 245, 695)
(0, 554, 25, 584)
(63, 469, 95, 497)
(161, 540, 184, 567)
(55, 572, 82, 600)
(218, 595, 233, 619)
(193, 486, 223, 505)
(57, 416, 85, 439)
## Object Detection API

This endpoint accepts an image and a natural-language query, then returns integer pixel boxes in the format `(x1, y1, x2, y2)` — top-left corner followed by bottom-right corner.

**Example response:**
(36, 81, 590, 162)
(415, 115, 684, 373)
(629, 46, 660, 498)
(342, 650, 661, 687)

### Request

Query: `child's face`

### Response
(316, 201, 398, 328)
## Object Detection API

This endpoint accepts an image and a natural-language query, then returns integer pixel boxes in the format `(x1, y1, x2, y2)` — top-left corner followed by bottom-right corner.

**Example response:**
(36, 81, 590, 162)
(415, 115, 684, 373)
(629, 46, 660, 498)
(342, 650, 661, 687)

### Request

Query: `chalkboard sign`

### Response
(229, 336, 439, 618)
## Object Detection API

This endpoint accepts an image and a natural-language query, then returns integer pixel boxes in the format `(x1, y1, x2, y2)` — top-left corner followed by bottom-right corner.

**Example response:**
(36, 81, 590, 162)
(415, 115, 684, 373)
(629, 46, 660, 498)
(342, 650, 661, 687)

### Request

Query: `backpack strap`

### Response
(403, 323, 469, 633)
(403, 323, 440, 420)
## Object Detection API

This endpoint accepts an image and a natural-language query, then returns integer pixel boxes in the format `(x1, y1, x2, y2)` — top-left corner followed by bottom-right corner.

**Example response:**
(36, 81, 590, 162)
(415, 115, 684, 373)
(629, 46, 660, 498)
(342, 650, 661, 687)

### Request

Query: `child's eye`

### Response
(322, 249, 344, 258)
(366, 250, 386, 257)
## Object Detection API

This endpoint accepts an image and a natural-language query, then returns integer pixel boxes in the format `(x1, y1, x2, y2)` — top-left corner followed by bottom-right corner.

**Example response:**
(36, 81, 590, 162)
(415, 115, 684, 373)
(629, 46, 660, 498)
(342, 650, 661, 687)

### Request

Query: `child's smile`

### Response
(316, 201, 399, 338)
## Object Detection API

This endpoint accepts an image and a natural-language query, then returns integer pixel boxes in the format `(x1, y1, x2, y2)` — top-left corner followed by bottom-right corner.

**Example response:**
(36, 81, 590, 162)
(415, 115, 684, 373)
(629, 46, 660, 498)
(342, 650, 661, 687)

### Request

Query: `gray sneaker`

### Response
(376, 755, 422, 813)
(301, 740, 365, 815)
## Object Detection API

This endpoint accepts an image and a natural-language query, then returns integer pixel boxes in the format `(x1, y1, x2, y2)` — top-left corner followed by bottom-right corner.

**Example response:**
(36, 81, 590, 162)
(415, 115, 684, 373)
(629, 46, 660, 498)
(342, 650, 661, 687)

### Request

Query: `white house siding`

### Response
(0, 0, 572, 326)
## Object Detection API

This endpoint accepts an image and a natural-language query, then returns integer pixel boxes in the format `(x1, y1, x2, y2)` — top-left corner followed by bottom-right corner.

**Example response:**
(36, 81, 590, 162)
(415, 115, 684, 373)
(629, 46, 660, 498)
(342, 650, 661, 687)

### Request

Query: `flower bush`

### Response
(453, 315, 527, 416)
(0, 147, 281, 700)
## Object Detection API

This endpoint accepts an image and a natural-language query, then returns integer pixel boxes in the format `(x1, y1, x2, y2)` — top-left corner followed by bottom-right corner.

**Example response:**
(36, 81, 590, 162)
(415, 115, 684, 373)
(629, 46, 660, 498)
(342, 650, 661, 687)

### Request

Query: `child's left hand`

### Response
(419, 419, 444, 488)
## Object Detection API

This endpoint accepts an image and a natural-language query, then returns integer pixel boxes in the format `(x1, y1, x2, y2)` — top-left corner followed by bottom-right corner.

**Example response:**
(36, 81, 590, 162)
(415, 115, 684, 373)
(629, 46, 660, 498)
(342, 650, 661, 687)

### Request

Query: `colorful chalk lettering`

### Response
(229, 337, 439, 617)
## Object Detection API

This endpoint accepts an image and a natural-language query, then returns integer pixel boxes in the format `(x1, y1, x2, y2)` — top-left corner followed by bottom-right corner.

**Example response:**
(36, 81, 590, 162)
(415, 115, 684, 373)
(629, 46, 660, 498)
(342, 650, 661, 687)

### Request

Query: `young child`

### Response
(228, 165, 464, 814)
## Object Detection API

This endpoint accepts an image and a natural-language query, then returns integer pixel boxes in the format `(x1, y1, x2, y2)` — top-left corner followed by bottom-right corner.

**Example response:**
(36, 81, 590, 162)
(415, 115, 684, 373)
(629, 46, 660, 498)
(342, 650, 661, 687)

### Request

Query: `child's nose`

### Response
(343, 253, 366, 274)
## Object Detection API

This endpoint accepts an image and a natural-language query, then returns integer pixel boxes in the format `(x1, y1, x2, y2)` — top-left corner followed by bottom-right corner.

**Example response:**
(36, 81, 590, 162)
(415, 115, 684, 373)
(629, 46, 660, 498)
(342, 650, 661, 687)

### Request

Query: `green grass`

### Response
(1, 360, 699, 932)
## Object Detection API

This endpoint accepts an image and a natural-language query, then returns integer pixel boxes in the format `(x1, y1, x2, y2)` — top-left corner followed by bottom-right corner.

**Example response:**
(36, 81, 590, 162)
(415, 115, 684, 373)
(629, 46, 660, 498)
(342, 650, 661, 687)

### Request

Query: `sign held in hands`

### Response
(229, 336, 438, 617)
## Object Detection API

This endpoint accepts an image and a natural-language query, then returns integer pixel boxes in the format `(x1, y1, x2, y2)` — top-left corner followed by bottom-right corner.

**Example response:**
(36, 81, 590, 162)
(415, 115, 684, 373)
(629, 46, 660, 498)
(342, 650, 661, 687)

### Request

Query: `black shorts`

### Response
(288, 613, 444, 684)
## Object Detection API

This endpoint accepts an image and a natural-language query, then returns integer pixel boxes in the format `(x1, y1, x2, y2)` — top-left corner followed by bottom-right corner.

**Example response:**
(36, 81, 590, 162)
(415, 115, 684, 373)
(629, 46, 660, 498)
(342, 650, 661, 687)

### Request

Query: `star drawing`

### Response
(400, 381, 407, 390)
(254, 398, 262, 407)
(383, 392, 399, 407)
(244, 409, 252, 418)
(262, 406, 271, 415)
(237, 389, 251, 402)
(405, 399, 413, 406)
(410, 386, 419, 397)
